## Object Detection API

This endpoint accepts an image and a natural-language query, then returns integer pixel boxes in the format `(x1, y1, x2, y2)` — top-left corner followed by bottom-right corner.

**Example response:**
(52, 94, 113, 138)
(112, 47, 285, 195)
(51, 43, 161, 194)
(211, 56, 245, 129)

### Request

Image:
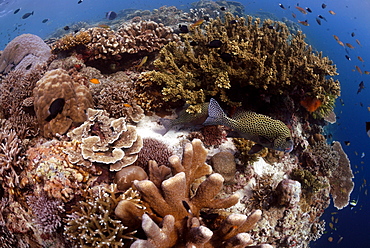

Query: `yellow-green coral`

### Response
(232, 138, 268, 164)
(135, 13, 340, 113)
(51, 31, 92, 53)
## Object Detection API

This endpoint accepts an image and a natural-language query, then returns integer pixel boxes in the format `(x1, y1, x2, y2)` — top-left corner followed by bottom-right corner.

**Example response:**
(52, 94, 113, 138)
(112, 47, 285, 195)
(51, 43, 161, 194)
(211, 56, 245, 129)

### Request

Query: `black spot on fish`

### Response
(344, 141, 350, 146)
(182, 200, 191, 213)
(229, 19, 238, 25)
(178, 24, 189, 33)
(268, 25, 275, 29)
(64, 26, 70, 30)
(13, 8, 20, 14)
(106, 11, 117, 20)
(306, 7, 312, 13)
(345, 55, 351, 61)
(45, 98, 65, 122)
(25, 64, 32, 70)
(220, 52, 232, 62)
(78, 0, 83, 3)
(322, 3, 327, 9)
(207, 40, 222, 48)
(279, 3, 286, 9)
(220, 6, 226, 11)
(351, 32, 355, 37)
(22, 11, 34, 19)
(190, 40, 198, 46)
(42, 18, 49, 23)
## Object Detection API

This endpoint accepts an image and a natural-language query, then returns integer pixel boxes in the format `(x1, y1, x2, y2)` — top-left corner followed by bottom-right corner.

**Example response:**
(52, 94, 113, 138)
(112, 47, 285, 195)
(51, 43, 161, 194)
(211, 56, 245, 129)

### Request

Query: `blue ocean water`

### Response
(1, 0, 369, 247)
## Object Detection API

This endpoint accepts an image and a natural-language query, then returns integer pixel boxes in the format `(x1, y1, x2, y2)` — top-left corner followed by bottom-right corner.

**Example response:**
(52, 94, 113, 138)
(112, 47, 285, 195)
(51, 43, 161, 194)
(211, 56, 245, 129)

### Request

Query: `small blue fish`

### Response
(22, 11, 34, 19)
(204, 98, 294, 153)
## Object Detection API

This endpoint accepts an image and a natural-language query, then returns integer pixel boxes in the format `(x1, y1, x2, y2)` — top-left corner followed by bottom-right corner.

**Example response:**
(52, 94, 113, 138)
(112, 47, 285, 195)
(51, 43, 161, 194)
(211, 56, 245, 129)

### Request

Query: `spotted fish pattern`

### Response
(203, 98, 294, 152)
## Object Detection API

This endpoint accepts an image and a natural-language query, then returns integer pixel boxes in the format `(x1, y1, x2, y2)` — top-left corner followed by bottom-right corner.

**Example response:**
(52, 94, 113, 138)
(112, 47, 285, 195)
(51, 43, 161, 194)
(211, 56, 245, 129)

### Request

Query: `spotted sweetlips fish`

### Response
(203, 98, 294, 153)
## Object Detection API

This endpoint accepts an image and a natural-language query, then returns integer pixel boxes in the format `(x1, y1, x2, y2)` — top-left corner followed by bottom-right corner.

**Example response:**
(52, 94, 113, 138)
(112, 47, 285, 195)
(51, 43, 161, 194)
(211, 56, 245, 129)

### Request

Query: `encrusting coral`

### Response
(67, 108, 143, 171)
(121, 139, 272, 247)
(135, 13, 340, 114)
(0, 34, 51, 75)
(33, 68, 93, 137)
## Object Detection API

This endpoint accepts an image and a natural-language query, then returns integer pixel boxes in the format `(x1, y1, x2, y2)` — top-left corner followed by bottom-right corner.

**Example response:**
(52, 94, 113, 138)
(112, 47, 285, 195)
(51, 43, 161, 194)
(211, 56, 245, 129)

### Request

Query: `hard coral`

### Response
(135, 137, 173, 169)
(328, 141, 354, 210)
(135, 13, 340, 113)
(0, 34, 51, 75)
(67, 108, 143, 171)
(27, 192, 64, 233)
(33, 68, 93, 137)
(25, 139, 100, 202)
(126, 139, 271, 247)
(64, 184, 136, 247)
(92, 71, 145, 123)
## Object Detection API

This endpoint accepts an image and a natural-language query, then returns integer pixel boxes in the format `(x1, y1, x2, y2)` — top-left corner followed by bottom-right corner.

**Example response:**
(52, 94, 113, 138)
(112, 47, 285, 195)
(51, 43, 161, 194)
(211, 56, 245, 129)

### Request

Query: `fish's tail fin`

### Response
(203, 98, 227, 126)
(31, 11, 34, 15)
(159, 118, 173, 134)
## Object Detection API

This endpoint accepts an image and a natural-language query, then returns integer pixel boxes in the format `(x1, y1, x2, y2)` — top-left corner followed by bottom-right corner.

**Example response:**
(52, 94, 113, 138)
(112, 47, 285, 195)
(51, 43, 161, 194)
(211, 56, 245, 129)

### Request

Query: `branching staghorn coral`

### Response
(64, 184, 137, 247)
(135, 13, 340, 113)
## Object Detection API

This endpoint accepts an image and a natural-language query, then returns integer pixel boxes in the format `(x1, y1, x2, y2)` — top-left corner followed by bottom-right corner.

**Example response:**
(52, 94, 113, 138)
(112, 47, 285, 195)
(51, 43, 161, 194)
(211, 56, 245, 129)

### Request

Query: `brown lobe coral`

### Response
(33, 68, 93, 137)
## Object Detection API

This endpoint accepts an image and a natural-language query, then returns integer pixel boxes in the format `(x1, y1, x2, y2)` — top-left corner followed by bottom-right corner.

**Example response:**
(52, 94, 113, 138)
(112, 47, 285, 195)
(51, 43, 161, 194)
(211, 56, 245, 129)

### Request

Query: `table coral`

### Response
(0, 34, 51, 75)
(67, 108, 143, 171)
(135, 13, 340, 114)
(33, 68, 93, 137)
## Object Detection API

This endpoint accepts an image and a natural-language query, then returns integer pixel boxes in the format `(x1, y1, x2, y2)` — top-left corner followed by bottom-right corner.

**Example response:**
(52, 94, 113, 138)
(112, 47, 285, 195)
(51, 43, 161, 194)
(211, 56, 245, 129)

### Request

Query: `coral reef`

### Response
(135, 13, 340, 114)
(25, 139, 101, 202)
(120, 139, 271, 247)
(27, 192, 65, 233)
(328, 141, 354, 209)
(67, 108, 143, 171)
(0, 65, 46, 138)
(0, 34, 51, 75)
(51, 20, 179, 73)
(64, 184, 137, 247)
(134, 137, 173, 169)
(0, 129, 24, 190)
(92, 71, 145, 123)
(33, 68, 94, 137)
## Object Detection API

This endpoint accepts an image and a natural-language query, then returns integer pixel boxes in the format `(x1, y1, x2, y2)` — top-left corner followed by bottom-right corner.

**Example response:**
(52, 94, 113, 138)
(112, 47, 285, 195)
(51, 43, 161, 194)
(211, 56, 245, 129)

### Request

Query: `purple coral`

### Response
(27, 193, 64, 233)
(135, 137, 173, 168)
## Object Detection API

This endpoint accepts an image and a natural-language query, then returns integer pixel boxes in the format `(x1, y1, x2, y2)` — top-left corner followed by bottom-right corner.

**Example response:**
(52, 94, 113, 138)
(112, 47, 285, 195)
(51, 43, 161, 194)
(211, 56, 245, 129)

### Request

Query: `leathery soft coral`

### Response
(118, 139, 272, 247)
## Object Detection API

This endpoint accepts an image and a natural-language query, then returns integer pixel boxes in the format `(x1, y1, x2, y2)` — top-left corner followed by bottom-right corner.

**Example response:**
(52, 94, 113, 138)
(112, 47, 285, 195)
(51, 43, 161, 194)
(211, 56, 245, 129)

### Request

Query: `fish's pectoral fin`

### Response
(258, 135, 274, 144)
(248, 144, 264, 154)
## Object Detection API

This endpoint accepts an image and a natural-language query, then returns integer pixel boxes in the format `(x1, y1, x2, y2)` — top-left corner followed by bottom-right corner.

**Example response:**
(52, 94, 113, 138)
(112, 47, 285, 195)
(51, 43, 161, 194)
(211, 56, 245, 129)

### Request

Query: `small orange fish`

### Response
(336, 40, 345, 47)
(298, 20, 309, 26)
(329, 10, 336, 15)
(345, 43, 355, 49)
(98, 24, 110, 29)
(123, 103, 132, 108)
(295, 6, 307, 14)
(90, 78, 100, 84)
(333, 35, 340, 41)
(358, 56, 364, 62)
(356, 39, 362, 46)
(364, 71, 370, 75)
(355, 65, 362, 74)
(190, 19, 205, 28)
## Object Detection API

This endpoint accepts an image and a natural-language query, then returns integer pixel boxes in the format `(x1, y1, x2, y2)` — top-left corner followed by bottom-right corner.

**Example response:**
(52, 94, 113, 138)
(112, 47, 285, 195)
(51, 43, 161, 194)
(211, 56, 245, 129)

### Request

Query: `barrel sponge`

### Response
(0, 34, 51, 74)
(33, 69, 93, 137)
